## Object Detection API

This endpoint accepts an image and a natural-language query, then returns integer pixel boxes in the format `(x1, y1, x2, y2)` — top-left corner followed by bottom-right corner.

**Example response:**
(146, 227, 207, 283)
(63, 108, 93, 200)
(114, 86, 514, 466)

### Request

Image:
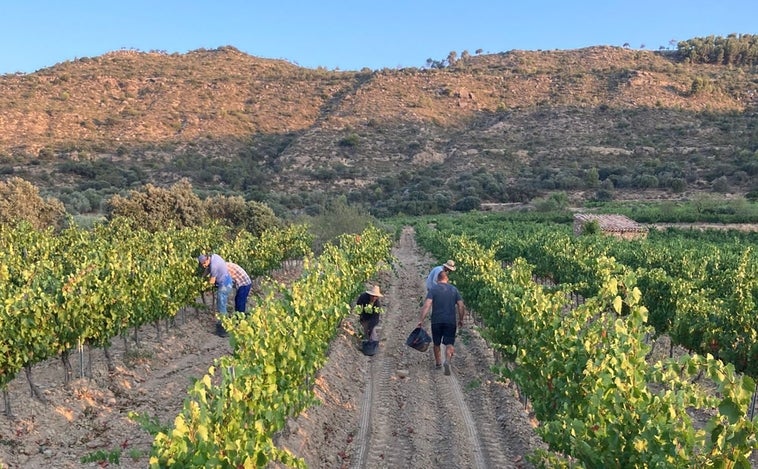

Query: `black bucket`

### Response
(405, 327, 432, 352)
(361, 340, 379, 356)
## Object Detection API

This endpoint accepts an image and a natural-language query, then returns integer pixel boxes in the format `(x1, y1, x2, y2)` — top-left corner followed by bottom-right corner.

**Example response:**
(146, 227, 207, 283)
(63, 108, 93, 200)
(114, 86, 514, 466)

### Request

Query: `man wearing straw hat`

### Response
(425, 259, 457, 292)
(355, 285, 384, 344)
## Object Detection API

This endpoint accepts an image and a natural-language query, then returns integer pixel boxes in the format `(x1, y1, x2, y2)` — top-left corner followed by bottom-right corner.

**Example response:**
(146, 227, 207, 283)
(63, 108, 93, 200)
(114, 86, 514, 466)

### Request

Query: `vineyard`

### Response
(1, 213, 758, 467)
(411, 212, 758, 467)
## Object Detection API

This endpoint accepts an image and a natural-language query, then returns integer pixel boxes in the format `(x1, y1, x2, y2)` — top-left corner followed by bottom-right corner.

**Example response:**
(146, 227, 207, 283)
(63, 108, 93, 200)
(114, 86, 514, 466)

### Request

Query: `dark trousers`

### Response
(234, 284, 252, 313)
(360, 312, 380, 341)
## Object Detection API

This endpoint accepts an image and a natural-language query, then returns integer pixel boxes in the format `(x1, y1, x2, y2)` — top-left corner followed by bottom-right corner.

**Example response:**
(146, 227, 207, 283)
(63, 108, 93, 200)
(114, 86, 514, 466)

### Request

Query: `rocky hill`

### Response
(0, 44, 756, 216)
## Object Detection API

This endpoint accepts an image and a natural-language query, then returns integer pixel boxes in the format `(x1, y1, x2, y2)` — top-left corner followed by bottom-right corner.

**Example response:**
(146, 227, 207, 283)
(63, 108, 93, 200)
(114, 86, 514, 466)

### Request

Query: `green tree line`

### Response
(677, 33, 758, 66)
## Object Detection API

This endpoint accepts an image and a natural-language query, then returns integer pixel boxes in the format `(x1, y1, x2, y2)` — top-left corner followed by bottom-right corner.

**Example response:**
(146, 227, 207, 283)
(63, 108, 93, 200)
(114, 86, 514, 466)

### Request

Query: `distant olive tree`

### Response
(534, 191, 569, 212)
(633, 174, 659, 189)
(298, 196, 379, 254)
(582, 219, 601, 235)
(432, 191, 453, 212)
(0, 177, 67, 229)
(585, 168, 600, 188)
(669, 178, 686, 193)
(106, 178, 206, 231)
(204, 195, 281, 236)
(593, 189, 614, 202)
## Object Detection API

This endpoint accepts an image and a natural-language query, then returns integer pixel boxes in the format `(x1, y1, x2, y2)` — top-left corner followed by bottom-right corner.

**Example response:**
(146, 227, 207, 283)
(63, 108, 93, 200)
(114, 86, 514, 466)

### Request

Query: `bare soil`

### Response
(0, 227, 544, 468)
(0, 305, 234, 468)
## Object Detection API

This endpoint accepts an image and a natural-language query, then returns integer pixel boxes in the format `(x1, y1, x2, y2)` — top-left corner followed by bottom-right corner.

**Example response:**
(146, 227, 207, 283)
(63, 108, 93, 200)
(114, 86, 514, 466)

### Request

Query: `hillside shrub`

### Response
(453, 196, 481, 212)
(298, 196, 381, 254)
(338, 133, 360, 147)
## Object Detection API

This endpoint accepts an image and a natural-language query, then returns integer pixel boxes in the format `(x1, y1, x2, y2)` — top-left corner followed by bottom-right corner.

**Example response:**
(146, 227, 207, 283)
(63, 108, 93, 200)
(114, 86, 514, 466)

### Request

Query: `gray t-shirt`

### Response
(207, 254, 232, 287)
(425, 283, 462, 325)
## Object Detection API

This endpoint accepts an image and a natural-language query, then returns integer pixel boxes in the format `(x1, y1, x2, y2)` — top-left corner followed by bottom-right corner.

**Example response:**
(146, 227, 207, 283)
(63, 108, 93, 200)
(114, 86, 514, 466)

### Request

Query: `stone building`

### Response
(573, 213, 648, 240)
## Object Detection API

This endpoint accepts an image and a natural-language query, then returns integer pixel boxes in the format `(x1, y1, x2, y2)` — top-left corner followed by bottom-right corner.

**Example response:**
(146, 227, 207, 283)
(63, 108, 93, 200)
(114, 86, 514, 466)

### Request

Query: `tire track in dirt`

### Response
(393, 227, 500, 468)
(446, 371, 487, 469)
(449, 327, 534, 468)
(352, 365, 373, 468)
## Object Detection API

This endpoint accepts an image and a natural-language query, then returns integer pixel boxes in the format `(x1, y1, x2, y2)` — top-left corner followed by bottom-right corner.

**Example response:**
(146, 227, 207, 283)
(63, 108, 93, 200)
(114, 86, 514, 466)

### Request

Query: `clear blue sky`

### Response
(1, 0, 756, 74)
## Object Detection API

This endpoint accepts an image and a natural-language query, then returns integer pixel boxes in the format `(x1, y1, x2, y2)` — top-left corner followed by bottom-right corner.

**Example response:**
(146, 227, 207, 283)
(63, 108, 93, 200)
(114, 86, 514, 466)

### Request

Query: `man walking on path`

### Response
(418, 270, 466, 375)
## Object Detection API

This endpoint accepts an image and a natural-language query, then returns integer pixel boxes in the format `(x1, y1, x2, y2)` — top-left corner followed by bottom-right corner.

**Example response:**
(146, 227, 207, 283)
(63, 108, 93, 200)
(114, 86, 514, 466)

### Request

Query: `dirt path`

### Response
(0, 227, 544, 468)
(273, 226, 543, 468)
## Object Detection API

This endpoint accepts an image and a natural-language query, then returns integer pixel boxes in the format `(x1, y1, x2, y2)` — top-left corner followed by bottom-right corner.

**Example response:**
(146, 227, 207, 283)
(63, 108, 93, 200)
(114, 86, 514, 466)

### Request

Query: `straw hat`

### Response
(365, 285, 383, 297)
(443, 260, 456, 271)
